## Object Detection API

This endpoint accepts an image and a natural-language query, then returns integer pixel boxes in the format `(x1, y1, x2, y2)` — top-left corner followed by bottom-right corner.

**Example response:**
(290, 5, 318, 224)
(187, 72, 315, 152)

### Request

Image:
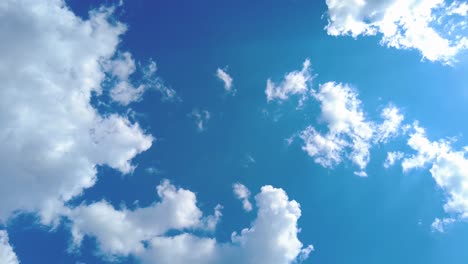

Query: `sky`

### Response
(1, 0, 468, 263)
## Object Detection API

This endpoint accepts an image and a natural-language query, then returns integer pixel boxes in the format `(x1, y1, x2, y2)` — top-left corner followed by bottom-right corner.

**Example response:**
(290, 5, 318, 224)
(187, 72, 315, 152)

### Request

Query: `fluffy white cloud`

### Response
(0, 231, 18, 264)
(233, 183, 253, 212)
(398, 123, 468, 227)
(300, 126, 346, 168)
(69, 183, 311, 264)
(216, 67, 235, 94)
(325, 0, 468, 64)
(265, 59, 313, 105)
(298, 82, 405, 174)
(401, 123, 451, 171)
(67, 180, 218, 256)
(190, 109, 211, 132)
(228, 185, 312, 264)
(300, 82, 375, 174)
(375, 106, 405, 143)
(0, 0, 152, 225)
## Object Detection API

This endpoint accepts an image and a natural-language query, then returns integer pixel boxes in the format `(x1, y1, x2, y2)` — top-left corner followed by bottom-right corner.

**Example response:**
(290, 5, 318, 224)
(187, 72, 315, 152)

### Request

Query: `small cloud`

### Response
(216, 67, 235, 94)
(431, 218, 455, 233)
(265, 59, 313, 107)
(145, 167, 163, 175)
(107, 55, 181, 105)
(233, 183, 252, 212)
(383, 151, 404, 168)
(354, 171, 368, 177)
(189, 109, 211, 132)
(242, 154, 256, 168)
(298, 244, 314, 263)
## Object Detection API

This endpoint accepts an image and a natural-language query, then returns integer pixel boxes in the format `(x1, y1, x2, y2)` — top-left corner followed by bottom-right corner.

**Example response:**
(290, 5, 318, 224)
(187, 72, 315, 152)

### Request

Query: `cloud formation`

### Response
(265, 59, 313, 106)
(67, 180, 220, 256)
(266, 60, 405, 175)
(0, 0, 153, 225)
(68, 182, 312, 264)
(325, 0, 468, 64)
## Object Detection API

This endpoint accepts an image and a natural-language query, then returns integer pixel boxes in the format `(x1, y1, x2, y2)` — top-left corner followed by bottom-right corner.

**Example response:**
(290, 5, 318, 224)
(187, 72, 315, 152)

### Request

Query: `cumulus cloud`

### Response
(0, 1, 313, 263)
(265, 62, 408, 175)
(68, 183, 311, 264)
(265, 59, 313, 106)
(395, 123, 468, 227)
(67, 180, 219, 256)
(0, 0, 153, 225)
(401, 123, 452, 172)
(325, 0, 468, 64)
(216, 67, 235, 94)
(0, 231, 18, 264)
(233, 183, 253, 212)
(300, 82, 376, 174)
(267, 61, 407, 174)
(190, 109, 211, 132)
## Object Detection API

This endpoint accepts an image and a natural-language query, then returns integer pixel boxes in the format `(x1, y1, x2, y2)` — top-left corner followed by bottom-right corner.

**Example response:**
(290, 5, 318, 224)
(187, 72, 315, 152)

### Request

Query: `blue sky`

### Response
(1, 0, 468, 263)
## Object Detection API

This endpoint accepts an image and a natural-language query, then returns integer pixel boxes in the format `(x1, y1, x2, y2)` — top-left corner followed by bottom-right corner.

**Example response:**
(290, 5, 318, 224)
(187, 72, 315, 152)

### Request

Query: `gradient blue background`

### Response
(7, 0, 468, 263)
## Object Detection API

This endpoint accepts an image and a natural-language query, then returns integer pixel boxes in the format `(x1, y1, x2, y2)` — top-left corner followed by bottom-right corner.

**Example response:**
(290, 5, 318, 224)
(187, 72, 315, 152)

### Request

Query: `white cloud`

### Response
(0, 0, 152, 226)
(68, 183, 311, 264)
(431, 217, 455, 232)
(400, 123, 468, 224)
(233, 183, 253, 212)
(375, 106, 405, 143)
(300, 82, 375, 172)
(265, 59, 313, 105)
(384, 151, 405, 168)
(0, 231, 19, 264)
(190, 109, 211, 132)
(300, 126, 346, 168)
(325, 0, 468, 64)
(0, 2, 312, 264)
(298, 83, 406, 175)
(447, 1, 468, 16)
(229, 185, 312, 264)
(67, 180, 218, 256)
(216, 67, 234, 94)
(401, 123, 451, 172)
(354, 171, 368, 177)
(107, 53, 179, 105)
(110, 81, 147, 105)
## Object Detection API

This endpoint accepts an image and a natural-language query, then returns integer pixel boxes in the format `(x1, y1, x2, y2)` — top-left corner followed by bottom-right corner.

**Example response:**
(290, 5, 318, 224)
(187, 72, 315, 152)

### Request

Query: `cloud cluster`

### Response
(325, 0, 468, 64)
(394, 124, 468, 226)
(68, 181, 312, 264)
(0, 0, 153, 225)
(0, 1, 312, 263)
(267, 60, 404, 175)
